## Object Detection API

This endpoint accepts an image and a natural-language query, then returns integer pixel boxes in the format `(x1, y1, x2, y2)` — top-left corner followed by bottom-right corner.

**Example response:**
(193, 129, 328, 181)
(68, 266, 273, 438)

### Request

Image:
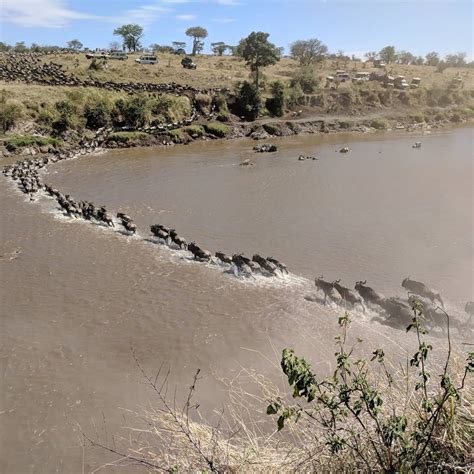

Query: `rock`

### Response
(253, 144, 278, 153)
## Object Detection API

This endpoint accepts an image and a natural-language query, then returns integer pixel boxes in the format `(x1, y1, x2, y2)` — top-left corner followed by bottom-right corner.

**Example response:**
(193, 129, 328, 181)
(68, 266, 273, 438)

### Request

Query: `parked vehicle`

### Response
(353, 72, 370, 83)
(410, 77, 421, 89)
(109, 51, 128, 60)
(174, 48, 186, 55)
(373, 59, 386, 68)
(335, 70, 350, 82)
(135, 55, 158, 64)
(370, 72, 386, 82)
(181, 57, 197, 69)
(394, 75, 410, 90)
(85, 52, 109, 60)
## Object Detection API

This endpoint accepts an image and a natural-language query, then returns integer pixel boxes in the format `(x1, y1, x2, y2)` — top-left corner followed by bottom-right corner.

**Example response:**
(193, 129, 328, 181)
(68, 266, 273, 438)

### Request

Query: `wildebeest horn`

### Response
(334, 278, 341, 284)
(362, 280, 367, 285)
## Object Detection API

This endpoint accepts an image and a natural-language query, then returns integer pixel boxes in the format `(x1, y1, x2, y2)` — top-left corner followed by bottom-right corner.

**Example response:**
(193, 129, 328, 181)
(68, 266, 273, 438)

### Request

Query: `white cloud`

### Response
(110, 3, 170, 25)
(212, 17, 235, 23)
(2, 0, 99, 28)
(175, 14, 197, 20)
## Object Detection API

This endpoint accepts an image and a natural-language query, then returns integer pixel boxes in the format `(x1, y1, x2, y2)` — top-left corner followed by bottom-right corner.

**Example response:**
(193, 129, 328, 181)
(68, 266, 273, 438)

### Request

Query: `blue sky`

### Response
(1, 0, 472, 58)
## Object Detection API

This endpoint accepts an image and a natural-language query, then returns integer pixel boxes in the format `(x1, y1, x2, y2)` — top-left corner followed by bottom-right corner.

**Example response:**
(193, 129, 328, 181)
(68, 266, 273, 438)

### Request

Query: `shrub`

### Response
(0, 90, 22, 133)
(212, 94, 230, 122)
(84, 99, 111, 129)
(234, 81, 262, 121)
(265, 81, 286, 117)
(262, 122, 281, 135)
(410, 113, 425, 123)
(286, 82, 304, 107)
(113, 96, 150, 128)
(370, 118, 388, 130)
(183, 124, 205, 137)
(4, 135, 60, 151)
(290, 68, 320, 94)
(204, 122, 230, 138)
(107, 131, 150, 144)
(267, 307, 473, 472)
(195, 94, 212, 115)
(52, 100, 78, 134)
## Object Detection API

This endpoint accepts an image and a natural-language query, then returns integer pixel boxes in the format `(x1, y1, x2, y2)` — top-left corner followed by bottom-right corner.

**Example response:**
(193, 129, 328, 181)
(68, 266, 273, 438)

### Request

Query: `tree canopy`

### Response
(67, 39, 83, 51)
(290, 39, 328, 66)
(113, 24, 144, 52)
(237, 31, 280, 88)
(379, 45, 397, 63)
(425, 51, 440, 67)
(185, 26, 208, 55)
(211, 42, 228, 56)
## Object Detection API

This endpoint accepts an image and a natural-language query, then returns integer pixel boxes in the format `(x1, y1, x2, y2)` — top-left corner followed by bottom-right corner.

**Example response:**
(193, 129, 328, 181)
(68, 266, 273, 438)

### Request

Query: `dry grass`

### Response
(85, 341, 473, 473)
(37, 52, 474, 90)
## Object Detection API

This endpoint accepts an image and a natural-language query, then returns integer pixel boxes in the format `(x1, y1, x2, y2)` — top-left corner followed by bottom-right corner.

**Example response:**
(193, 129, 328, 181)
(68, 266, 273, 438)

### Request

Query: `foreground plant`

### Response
(267, 304, 473, 472)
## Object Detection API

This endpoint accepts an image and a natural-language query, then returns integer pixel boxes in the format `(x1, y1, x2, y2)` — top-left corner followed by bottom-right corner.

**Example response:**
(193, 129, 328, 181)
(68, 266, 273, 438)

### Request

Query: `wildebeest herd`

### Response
(3, 143, 473, 335)
(3, 148, 289, 281)
(311, 275, 473, 334)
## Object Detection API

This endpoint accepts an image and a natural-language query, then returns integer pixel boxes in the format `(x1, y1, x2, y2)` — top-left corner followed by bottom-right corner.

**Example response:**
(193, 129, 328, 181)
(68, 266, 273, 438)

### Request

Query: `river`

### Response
(1, 127, 472, 472)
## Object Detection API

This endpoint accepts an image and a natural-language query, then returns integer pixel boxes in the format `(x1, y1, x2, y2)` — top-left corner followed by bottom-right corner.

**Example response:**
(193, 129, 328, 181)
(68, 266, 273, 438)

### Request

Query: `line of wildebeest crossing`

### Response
(3, 144, 473, 336)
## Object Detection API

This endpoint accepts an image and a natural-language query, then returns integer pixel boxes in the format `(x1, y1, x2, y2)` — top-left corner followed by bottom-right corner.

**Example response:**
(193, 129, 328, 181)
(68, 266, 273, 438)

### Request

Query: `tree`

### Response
(113, 24, 144, 52)
(0, 42, 10, 52)
(379, 45, 397, 63)
(445, 52, 467, 67)
(290, 38, 328, 67)
(172, 41, 186, 52)
(109, 41, 121, 51)
(237, 31, 280, 89)
(211, 42, 228, 56)
(185, 26, 208, 55)
(425, 51, 440, 67)
(67, 39, 83, 51)
(365, 51, 378, 62)
(397, 50, 415, 65)
(235, 81, 262, 120)
(13, 42, 28, 53)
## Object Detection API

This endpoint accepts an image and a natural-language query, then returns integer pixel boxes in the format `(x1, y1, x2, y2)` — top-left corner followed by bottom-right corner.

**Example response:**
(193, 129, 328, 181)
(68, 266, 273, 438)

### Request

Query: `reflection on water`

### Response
(1, 127, 472, 471)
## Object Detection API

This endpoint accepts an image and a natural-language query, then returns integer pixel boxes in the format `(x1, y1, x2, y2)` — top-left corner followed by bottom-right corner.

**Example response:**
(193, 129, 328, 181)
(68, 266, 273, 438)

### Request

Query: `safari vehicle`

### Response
(85, 51, 109, 60)
(174, 48, 186, 55)
(373, 59, 386, 68)
(394, 75, 410, 89)
(335, 70, 350, 82)
(353, 72, 370, 83)
(135, 55, 158, 65)
(449, 76, 463, 89)
(109, 51, 128, 60)
(410, 77, 421, 89)
(181, 57, 197, 69)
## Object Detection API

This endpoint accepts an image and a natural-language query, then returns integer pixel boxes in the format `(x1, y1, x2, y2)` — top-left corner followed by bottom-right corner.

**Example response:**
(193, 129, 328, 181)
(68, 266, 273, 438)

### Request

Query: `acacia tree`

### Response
(379, 45, 397, 63)
(113, 24, 144, 52)
(172, 41, 186, 52)
(185, 26, 208, 55)
(425, 51, 440, 67)
(211, 42, 228, 56)
(237, 31, 280, 89)
(290, 38, 328, 67)
(67, 39, 83, 51)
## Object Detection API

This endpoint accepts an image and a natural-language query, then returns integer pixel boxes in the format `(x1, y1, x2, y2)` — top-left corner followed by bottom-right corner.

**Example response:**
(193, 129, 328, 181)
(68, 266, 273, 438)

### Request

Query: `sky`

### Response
(1, 0, 473, 58)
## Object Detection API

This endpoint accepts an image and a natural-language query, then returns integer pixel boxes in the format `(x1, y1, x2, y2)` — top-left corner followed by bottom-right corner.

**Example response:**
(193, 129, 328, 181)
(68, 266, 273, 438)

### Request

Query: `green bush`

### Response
(234, 81, 262, 121)
(0, 90, 22, 133)
(268, 307, 473, 472)
(265, 81, 286, 117)
(286, 82, 304, 107)
(52, 100, 78, 134)
(84, 99, 111, 129)
(107, 131, 150, 144)
(4, 135, 60, 151)
(290, 68, 320, 94)
(370, 118, 388, 130)
(213, 94, 230, 122)
(204, 122, 230, 138)
(183, 124, 205, 137)
(113, 96, 150, 128)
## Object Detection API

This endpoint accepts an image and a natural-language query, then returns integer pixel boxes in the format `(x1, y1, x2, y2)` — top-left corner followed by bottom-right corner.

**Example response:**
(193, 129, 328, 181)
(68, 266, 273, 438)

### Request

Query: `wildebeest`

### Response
(314, 276, 336, 303)
(151, 224, 170, 241)
(122, 220, 137, 234)
(253, 255, 278, 275)
(169, 229, 187, 249)
(215, 251, 232, 265)
(188, 242, 211, 261)
(355, 281, 385, 308)
(117, 212, 132, 223)
(402, 277, 444, 307)
(379, 297, 413, 327)
(231, 254, 254, 277)
(332, 279, 365, 312)
(267, 256, 288, 274)
(234, 254, 260, 272)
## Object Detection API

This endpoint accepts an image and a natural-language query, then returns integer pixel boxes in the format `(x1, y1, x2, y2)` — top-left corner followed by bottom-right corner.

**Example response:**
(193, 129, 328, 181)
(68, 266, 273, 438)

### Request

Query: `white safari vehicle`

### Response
(135, 55, 158, 65)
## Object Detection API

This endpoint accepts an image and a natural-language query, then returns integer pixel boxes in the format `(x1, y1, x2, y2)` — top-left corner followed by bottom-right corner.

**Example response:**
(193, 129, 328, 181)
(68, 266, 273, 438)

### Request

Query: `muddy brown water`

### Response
(1, 127, 473, 472)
